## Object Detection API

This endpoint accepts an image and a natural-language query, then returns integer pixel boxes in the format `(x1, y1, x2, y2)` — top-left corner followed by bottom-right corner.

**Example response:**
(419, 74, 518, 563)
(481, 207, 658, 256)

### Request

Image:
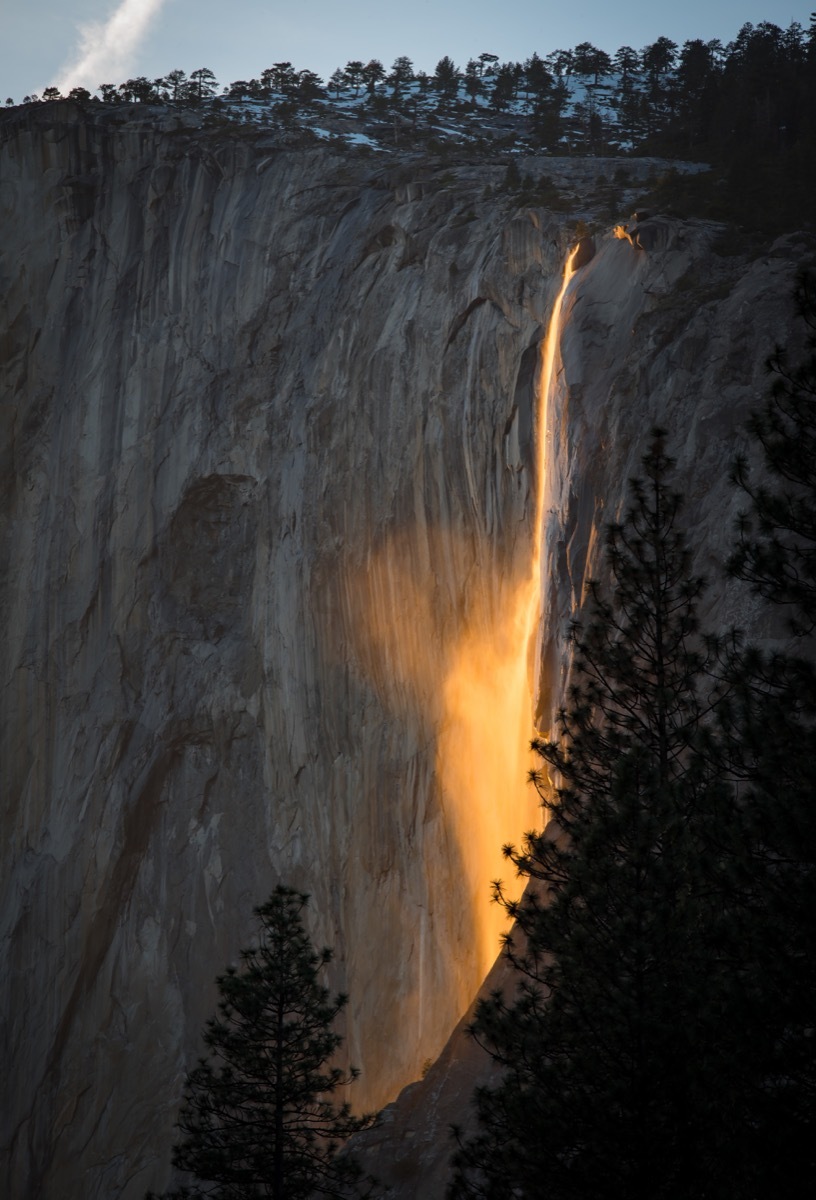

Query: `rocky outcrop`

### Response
(0, 102, 806, 1198)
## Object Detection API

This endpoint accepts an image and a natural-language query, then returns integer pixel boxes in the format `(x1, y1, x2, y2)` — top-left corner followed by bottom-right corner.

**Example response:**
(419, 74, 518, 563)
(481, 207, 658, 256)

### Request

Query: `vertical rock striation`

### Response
(0, 103, 805, 1197)
(1, 104, 564, 1199)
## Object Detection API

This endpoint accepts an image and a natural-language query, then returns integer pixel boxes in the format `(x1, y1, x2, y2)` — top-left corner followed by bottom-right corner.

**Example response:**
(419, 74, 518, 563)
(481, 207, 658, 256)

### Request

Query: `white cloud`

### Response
(56, 0, 168, 93)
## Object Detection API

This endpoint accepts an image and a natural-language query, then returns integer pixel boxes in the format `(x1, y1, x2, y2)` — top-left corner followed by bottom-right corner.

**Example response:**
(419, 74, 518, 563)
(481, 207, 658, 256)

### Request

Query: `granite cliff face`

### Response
(351, 217, 809, 1198)
(0, 103, 804, 1198)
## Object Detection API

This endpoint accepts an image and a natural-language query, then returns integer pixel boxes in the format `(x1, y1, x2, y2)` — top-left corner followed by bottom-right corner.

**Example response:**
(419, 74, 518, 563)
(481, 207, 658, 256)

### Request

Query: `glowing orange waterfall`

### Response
(436, 245, 580, 979)
(529, 244, 581, 702)
(344, 246, 580, 1050)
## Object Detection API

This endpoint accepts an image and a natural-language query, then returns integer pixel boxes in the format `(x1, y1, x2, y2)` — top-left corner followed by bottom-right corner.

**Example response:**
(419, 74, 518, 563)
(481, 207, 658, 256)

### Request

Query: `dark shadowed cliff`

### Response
(0, 102, 809, 1198)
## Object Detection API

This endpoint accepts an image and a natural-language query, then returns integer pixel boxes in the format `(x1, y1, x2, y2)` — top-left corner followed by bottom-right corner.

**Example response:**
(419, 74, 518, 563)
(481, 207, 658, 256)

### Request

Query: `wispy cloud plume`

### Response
(56, 0, 168, 93)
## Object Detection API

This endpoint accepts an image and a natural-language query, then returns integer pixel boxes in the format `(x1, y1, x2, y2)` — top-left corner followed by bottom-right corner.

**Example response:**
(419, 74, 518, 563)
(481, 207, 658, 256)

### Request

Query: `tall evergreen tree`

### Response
(151, 887, 375, 1199)
(464, 60, 483, 107)
(724, 270, 816, 1187)
(572, 41, 612, 84)
(522, 53, 552, 109)
(673, 38, 721, 150)
(433, 56, 460, 101)
(361, 60, 385, 96)
(188, 68, 218, 103)
(343, 60, 365, 97)
(613, 44, 641, 85)
(449, 435, 752, 1200)
(387, 56, 414, 98)
(490, 62, 521, 110)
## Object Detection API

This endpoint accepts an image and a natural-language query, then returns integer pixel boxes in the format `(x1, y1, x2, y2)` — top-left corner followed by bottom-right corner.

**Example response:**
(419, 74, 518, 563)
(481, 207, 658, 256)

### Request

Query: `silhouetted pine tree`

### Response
(723, 269, 816, 1188)
(449, 435, 754, 1200)
(150, 886, 375, 1200)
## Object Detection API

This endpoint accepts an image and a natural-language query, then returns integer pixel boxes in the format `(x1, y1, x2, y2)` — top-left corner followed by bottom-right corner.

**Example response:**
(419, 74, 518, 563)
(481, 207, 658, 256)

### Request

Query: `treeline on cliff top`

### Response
(6, 18, 816, 232)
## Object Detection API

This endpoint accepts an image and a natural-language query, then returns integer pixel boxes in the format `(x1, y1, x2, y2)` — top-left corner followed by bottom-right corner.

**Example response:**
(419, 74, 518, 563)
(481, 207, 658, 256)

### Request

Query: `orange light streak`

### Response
(436, 246, 580, 976)
(529, 243, 580, 702)
(342, 247, 580, 1068)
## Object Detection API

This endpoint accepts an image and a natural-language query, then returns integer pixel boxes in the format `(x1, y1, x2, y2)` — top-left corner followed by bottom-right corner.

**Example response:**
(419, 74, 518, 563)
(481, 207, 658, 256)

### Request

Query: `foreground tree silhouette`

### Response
(449, 435, 753, 1200)
(151, 886, 375, 1199)
(724, 269, 816, 1187)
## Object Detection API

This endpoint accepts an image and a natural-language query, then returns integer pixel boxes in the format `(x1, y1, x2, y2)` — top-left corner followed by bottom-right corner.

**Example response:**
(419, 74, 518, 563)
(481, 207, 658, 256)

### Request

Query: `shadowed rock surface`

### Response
(1, 102, 808, 1198)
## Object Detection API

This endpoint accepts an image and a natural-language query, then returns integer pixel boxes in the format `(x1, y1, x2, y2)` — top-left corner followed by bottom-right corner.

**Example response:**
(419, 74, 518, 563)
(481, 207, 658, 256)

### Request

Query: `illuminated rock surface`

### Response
(353, 220, 807, 1198)
(0, 103, 802, 1198)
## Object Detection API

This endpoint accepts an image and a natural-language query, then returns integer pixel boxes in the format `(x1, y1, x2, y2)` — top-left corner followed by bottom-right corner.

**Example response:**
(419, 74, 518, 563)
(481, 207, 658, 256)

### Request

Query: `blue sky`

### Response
(2, 1, 813, 102)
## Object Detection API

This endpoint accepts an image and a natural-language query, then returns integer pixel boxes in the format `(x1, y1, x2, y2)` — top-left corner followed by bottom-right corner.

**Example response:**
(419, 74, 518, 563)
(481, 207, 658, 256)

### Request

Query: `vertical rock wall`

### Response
(351, 220, 809, 1198)
(1, 104, 805, 1199)
(1, 105, 565, 1199)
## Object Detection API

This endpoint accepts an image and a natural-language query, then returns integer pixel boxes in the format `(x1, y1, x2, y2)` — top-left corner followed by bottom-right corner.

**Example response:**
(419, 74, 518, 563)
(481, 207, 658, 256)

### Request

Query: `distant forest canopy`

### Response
(6, 17, 815, 234)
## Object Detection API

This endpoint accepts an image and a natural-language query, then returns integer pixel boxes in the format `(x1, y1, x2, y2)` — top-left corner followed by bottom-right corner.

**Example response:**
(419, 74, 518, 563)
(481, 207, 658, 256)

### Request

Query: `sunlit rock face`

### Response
(0, 102, 803, 1199)
(351, 226, 807, 1199)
